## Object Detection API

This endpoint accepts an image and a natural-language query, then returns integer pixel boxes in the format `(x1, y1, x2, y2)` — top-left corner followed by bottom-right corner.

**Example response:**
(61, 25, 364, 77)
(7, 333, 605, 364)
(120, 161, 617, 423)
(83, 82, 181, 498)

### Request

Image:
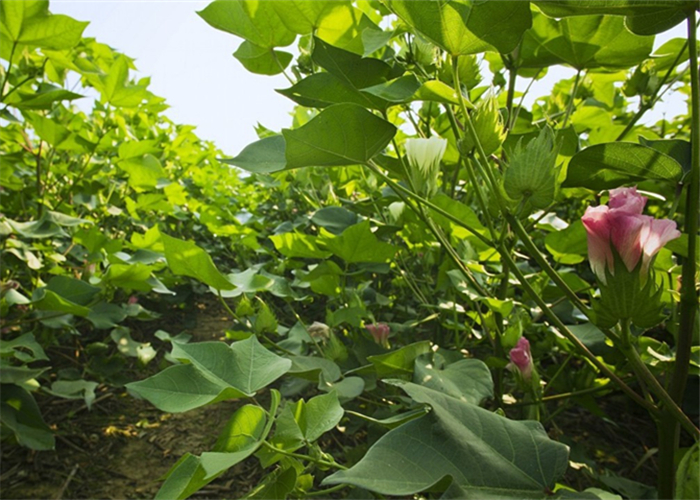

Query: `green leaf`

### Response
(102, 263, 154, 292)
(12, 87, 83, 110)
(311, 37, 390, 90)
(127, 337, 291, 413)
(311, 206, 358, 235)
(27, 113, 70, 146)
(676, 442, 700, 500)
(387, 0, 531, 56)
(45, 275, 100, 306)
(638, 137, 692, 175)
(368, 341, 431, 379)
(292, 391, 345, 442)
(48, 380, 99, 409)
(118, 154, 166, 191)
(118, 140, 161, 160)
(323, 220, 396, 263)
(564, 142, 684, 189)
(414, 355, 493, 405)
(110, 327, 157, 364)
(284, 104, 396, 168)
(0, 1, 87, 49)
(270, 232, 332, 259)
(93, 55, 148, 107)
(197, 0, 296, 48)
(87, 302, 127, 330)
(413, 80, 461, 106)
(288, 355, 342, 383)
(3, 211, 90, 239)
(533, 0, 696, 36)
(222, 135, 287, 174)
(233, 41, 292, 75)
(0, 385, 55, 451)
(519, 12, 653, 70)
(270, 1, 341, 34)
(545, 221, 588, 265)
(32, 288, 91, 317)
(323, 382, 569, 497)
(362, 75, 421, 104)
(248, 466, 297, 500)
(156, 404, 266, 500)
(160, 232, 235, 290)
(0, 333, 48, 362)
(277, 73, 376, 109)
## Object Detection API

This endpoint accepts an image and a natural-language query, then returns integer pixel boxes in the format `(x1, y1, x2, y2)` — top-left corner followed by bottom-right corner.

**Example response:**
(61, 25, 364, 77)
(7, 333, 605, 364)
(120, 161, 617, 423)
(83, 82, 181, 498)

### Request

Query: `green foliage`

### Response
(2, 1, 696, 499)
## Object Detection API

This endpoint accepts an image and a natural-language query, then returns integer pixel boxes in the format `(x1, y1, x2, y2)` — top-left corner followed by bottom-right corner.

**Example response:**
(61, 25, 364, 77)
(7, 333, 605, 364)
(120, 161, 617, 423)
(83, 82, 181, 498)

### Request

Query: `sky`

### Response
(50, 1, 688, 157)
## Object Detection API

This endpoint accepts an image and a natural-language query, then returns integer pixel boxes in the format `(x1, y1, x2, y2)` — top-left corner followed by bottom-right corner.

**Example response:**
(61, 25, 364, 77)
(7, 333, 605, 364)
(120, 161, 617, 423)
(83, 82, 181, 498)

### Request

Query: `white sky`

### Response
(51, 1, 688, 157)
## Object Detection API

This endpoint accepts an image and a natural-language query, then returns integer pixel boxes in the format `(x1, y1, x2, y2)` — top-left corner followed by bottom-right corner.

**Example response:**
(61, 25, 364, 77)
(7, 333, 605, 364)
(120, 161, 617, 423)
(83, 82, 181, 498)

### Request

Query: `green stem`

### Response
(304, 484, 350, 497)
(365, 160, 494, 248)
(500, 246, 657, 414)
(0, 42, 17, 102)
(617, 321, 699, 439)
(260, 441, 347, 470)
(505, 57, 518, 131)
(672, 9, 699, 414)
(451, 56, 504, 209)
(616, 37, 690, 141)
(507, 214, 594, 320)
(561, 70, 581, 129)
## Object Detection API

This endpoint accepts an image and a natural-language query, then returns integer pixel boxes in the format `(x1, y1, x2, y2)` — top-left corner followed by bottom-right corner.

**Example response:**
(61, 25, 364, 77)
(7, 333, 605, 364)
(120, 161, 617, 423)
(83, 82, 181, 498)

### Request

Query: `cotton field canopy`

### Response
(1, 1, 698, 500)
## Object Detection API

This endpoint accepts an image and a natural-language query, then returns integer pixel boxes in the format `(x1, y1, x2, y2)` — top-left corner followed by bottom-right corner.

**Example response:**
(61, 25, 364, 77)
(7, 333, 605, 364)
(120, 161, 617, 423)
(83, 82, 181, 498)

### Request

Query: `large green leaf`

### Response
(277, 73, 378, 109)
(160, 232, 235, 290)
(127, 336, 291, 412)
(387, 0, 531, 56)
(323, 220, 396, 263)
(564, 142, 684, 189)
(283, 104, 396, 168)
(0, 0, 87, 50)
(270, 1, 344, 34)
(519, 12, 653, 70)
(197, 0, 296, 48)
(324, 382, 569, 498)
(222, 135, 287, 174)
(233, 41, 292, 76)
(534, 0, 696, 35)
(414, 355, 493, 405)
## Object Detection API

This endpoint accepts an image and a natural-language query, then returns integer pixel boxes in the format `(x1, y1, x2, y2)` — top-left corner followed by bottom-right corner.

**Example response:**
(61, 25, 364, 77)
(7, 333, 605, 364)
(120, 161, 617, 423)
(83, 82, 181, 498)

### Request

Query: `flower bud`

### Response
(405, 137, 447, 198)
(366, 322, 390, 347)
(508, 337, 533, 380)
(503, 126, 560, 212)
(460, 92, 506, 156)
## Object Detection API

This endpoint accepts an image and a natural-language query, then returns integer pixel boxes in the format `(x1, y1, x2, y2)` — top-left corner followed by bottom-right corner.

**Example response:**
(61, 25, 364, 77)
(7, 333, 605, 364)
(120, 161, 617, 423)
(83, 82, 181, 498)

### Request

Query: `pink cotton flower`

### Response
(581, 187, 680, 283)
(508, 337, 533, 380)
(366, 323, 390, 346)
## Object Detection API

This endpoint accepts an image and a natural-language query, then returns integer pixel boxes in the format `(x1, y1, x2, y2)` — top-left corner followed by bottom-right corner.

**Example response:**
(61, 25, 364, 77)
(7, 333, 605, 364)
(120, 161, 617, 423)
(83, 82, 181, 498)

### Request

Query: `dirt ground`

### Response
(1, 299, 262, 500)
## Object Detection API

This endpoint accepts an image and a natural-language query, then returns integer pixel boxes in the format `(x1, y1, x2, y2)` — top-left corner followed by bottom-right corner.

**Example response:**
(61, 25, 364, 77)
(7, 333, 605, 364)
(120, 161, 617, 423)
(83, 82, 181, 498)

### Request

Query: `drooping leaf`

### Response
(368, 341, 432, 379)
(564, 142, 684, 189)
(233, 41, 292, 76)
(387, 0, 531, 56)
(323, 382, 569, 498)
(519, 12, 654, 70)
(160, 232, 235, 290)
(197, 0, 296, 48)
(270, 232, 332, 259)
(311, 206, 358, 235)
(414, 355, 493, 405)
(222, 135, 287, 174)
(283, 104, 396, 168)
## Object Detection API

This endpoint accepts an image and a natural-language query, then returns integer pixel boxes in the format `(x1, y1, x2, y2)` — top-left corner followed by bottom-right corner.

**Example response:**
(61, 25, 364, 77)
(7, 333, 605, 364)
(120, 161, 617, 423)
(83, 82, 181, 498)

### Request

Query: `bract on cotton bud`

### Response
(405, 136, 447, 198)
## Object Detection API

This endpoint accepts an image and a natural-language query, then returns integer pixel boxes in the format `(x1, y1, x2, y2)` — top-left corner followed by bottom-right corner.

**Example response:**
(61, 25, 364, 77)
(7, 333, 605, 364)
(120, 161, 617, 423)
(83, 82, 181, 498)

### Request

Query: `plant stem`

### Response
(616, 37, 690, 141)
(260, 441, 347, 470)
(0, 42, 17, 102)
(672, 9, 700, 415)
(499, 246, 657, 414)
(561, 70, 581, 129)
(658, 13, 700, 499)
(507, 214, 593, 319)
(505, 56, 518, 131)
(304, 484, 350, 497)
